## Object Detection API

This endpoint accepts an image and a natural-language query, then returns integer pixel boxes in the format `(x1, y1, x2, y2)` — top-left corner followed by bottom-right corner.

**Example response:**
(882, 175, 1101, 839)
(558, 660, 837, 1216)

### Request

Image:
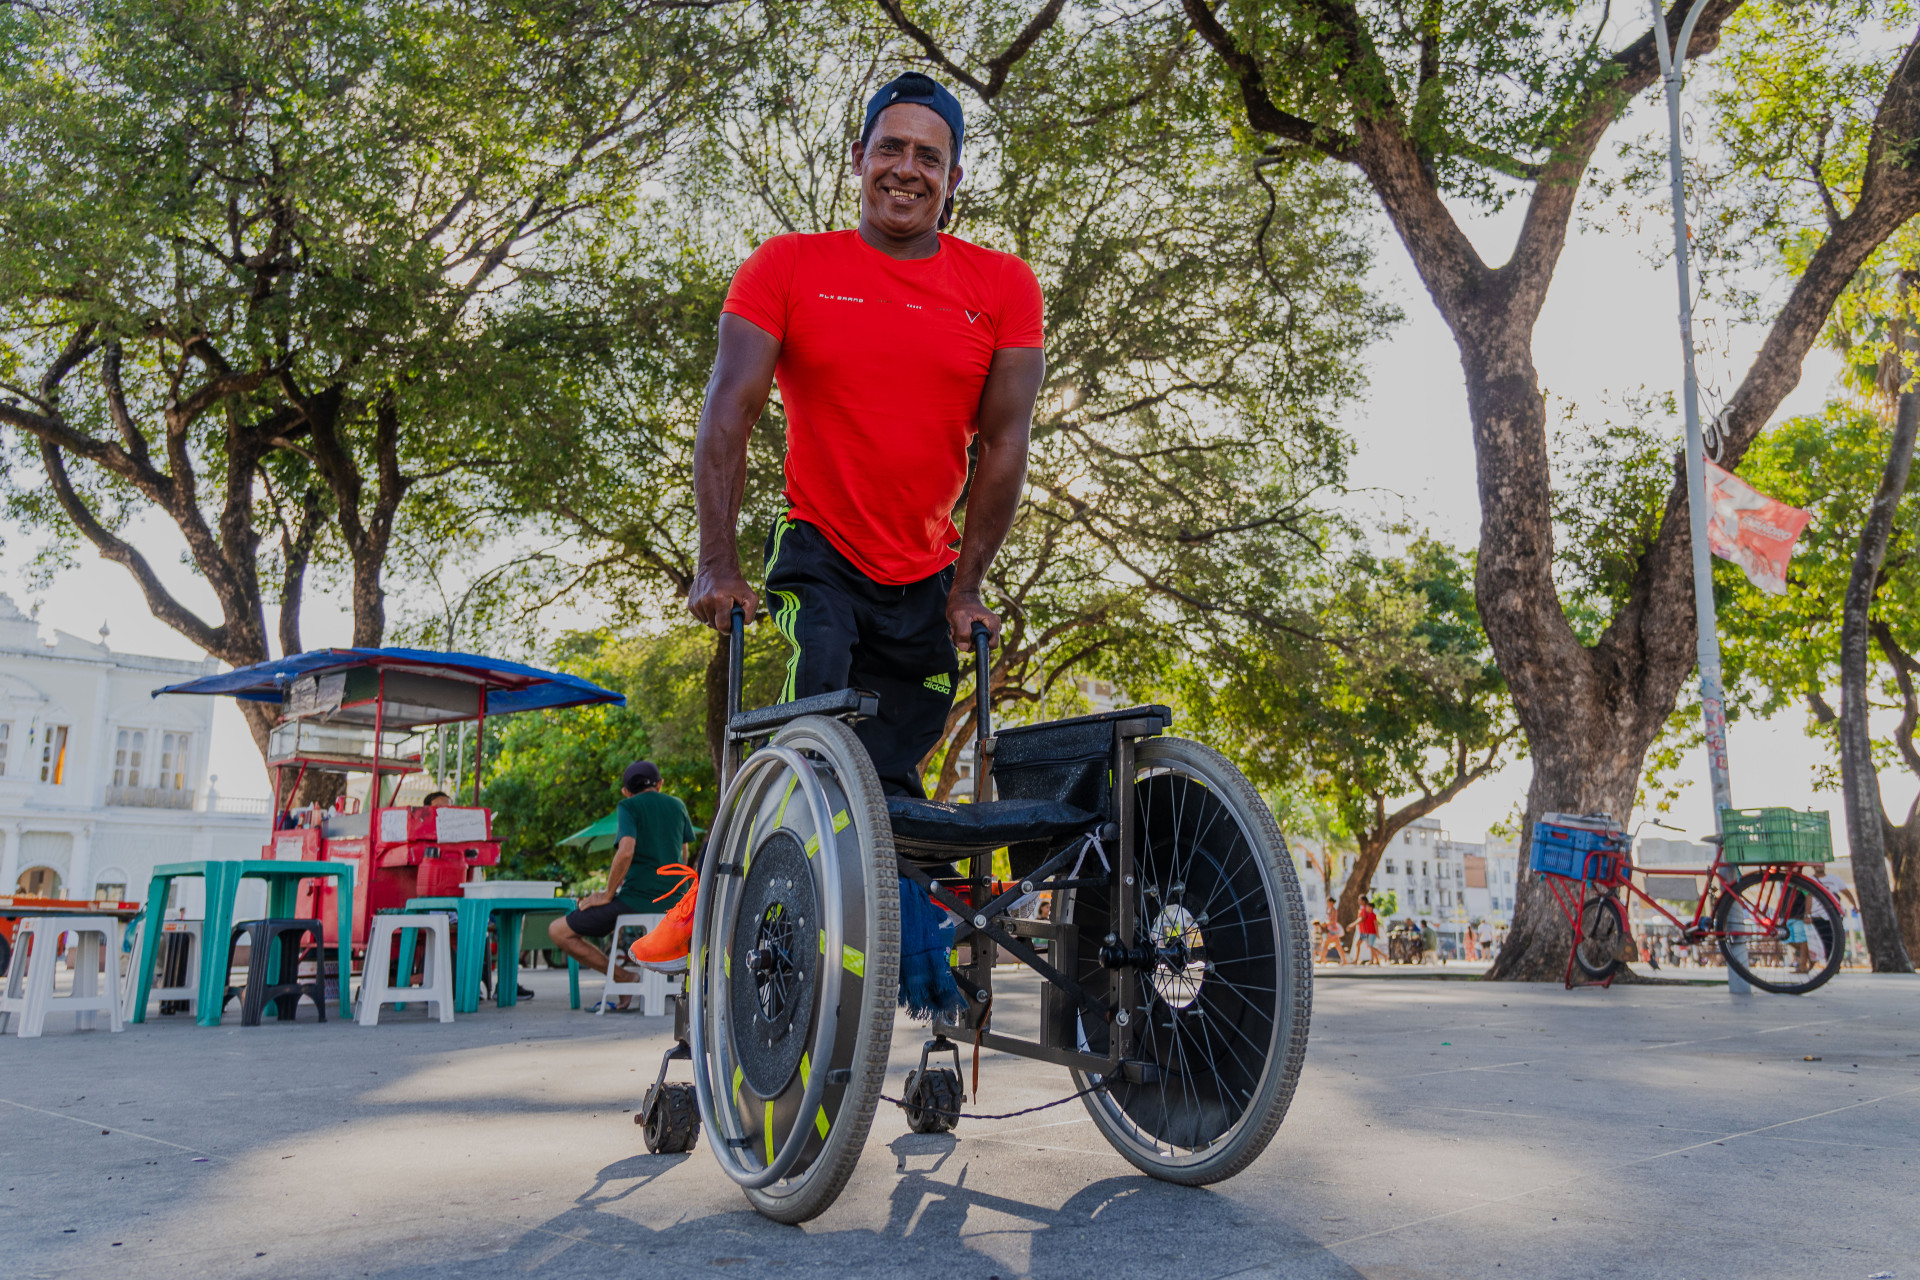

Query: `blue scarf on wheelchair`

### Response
(898, 878, 966, 1019)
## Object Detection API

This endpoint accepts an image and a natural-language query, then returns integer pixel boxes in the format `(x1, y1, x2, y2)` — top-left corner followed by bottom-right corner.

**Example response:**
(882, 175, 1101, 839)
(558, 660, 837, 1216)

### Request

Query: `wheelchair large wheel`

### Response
(689, 715, 899, 1223)
(1059, 736, 1310, 1184)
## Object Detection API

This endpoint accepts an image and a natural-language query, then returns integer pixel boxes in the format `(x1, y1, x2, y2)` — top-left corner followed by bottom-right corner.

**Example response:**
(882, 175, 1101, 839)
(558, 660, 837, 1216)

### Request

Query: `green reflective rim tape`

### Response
(833, 810, 850, 833)
(765, 1099, 776, 1165)
(805, 833, 820, 857)
(842, 944, 865, 977)
(815, 1106, 830, 1138)
(774, 774, 799, 829)
(818, 928, 826, 955)
(732, 1064, 744, 1107)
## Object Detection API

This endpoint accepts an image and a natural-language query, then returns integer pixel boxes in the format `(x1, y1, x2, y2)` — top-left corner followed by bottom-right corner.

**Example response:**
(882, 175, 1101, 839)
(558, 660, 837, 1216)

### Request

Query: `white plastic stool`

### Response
(121, 916, 202, 1020)
(1, 916, 124, 1037)
(357, 913, 454, 1025)
(598, 914, 670, 1014)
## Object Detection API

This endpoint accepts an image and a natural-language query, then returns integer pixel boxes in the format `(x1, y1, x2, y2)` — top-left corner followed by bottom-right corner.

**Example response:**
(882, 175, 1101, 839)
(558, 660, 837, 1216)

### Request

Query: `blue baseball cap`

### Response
(861, 72, 965, 163)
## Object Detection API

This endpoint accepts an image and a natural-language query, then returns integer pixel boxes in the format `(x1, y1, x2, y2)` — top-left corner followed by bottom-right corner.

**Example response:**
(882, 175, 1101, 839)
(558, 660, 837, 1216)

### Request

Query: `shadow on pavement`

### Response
(353, 1148, 1368, 1280)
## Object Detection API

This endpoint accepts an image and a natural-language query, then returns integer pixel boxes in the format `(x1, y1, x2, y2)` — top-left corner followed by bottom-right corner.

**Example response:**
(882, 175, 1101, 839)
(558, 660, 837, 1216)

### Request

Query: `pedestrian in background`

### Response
(1353, 899, 1384, 965)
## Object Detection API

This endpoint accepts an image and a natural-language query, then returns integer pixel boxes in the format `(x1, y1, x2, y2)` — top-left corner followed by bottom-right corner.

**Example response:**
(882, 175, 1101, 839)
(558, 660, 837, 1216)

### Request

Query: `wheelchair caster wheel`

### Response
(902, 1068, 962, 1134)
(641, 1082, 700, 1154)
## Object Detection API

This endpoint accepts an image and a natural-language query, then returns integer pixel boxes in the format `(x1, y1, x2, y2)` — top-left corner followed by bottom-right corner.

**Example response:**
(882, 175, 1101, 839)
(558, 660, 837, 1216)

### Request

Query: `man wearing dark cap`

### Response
(650, 71, 1045, 991)
(552, 759, 698, 994)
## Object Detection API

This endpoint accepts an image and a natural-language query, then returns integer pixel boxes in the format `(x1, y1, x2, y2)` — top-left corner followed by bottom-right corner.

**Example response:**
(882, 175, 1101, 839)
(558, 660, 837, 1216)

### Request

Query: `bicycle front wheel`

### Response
(1574, 895, 1625, 980)
(1712, 870, 1845, 995)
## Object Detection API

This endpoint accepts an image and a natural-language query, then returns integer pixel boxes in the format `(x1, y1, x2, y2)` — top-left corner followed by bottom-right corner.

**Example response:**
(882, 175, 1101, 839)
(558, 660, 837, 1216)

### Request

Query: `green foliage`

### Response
(0, 0, 743, 666)
(1201, 0, 1620, 205)
(1548, 392, 1683, 639)
(1719, 399, 1920, 786)
(480, 627, 717, 891)
(1370, 890, 1399, 916)
(1699, 2, 1917, 296)
(1156, 538, 1516, 852)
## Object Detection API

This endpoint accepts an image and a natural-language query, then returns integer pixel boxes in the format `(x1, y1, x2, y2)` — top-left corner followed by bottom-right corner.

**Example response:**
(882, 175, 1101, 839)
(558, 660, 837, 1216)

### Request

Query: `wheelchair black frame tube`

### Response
(971, 622, 993, 802)
(1111, 723, 1137, 1067)
(723, 604, 745, 789)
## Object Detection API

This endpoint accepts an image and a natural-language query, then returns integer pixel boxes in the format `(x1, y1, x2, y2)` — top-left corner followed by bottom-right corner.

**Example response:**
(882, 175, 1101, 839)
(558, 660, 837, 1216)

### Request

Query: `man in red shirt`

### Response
(629, 72, 1046, 976)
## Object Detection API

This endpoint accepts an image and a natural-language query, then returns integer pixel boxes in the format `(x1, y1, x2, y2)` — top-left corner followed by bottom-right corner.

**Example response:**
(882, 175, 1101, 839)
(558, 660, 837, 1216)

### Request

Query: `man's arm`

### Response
(947, 346, 1045, 647)
(688, 313, 783, 630)
(585, 835, 638, 909)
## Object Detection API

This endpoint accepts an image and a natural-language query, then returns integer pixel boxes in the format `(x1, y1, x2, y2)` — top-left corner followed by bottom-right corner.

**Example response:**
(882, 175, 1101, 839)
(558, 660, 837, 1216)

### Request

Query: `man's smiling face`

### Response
(852, 102, 959, 242)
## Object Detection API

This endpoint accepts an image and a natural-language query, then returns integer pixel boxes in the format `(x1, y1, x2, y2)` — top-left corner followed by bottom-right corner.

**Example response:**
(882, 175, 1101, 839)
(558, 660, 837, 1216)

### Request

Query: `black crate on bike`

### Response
(1529, 814, 1627, 883)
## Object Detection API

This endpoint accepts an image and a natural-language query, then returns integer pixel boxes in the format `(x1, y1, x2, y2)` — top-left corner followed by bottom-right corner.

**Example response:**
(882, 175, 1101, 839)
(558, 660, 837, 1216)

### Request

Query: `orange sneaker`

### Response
(627, 863, 699, 973)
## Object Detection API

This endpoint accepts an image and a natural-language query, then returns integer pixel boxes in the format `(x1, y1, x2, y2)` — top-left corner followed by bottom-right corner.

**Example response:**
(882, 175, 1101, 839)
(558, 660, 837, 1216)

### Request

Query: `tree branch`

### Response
(1180, 0, 1354, 157)
(37, 438, 226, 654)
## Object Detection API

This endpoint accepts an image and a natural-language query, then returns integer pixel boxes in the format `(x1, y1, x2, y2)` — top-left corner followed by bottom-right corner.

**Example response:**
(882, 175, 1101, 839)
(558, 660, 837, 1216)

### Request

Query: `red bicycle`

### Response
(1534, 810, 1846, 994)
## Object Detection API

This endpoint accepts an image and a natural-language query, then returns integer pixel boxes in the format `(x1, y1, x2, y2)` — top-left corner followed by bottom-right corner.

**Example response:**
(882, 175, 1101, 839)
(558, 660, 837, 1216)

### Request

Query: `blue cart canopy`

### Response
(154, 647, 624, 719)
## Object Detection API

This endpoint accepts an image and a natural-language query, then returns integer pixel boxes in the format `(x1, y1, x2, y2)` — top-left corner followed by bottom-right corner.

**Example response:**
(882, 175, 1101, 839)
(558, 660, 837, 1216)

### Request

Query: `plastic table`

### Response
(396, 896, 580, 1014)
(132, 860, 355, 1026)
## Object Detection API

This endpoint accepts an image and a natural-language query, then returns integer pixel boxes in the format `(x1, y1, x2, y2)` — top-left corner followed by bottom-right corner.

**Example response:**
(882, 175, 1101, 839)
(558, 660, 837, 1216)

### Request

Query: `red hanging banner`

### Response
(1705, 460, 1811, 595)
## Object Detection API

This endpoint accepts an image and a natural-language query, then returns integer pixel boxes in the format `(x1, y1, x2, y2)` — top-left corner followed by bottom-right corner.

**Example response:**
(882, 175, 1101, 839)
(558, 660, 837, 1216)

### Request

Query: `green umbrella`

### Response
(561, 811, 620, 853)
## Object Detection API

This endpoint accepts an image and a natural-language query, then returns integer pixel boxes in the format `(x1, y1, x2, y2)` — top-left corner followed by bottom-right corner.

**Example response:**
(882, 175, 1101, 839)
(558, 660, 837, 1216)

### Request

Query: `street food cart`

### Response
(157, 648, 623, 960)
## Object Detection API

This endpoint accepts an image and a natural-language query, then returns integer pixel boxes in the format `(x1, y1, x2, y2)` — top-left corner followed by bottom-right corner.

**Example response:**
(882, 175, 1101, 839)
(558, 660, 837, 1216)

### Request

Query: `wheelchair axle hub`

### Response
(730, 830, 818, 1097)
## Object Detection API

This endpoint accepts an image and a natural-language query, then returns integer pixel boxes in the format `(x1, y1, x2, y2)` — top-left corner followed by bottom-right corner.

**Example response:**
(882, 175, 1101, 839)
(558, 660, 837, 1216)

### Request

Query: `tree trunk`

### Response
(1485, 726, 1647, 980)
(1334, 827, 1390, 932)
(1837, 327, 1919, 972)
(1887, 815, 1920, 957)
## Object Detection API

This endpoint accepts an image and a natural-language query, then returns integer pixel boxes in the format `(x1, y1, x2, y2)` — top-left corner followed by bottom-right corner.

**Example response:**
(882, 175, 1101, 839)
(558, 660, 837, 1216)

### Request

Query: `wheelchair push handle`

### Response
(720, 604, 746, 789)
(728, 604, 746, 722)
(970, 622, 993, 800)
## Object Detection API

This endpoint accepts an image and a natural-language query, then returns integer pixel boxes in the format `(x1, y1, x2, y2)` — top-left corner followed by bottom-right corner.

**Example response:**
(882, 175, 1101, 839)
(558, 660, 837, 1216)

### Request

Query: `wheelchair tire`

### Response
(641, 1082, 700, 1154)
(902, 1067, 962, 1134)
(689, 715, 899, 1224)
(1059, 736, 1310, 1185)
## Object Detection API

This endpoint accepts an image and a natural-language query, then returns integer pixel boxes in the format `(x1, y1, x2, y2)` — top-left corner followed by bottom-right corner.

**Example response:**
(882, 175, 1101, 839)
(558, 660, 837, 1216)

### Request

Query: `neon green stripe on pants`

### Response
(771, 588, 801, 703)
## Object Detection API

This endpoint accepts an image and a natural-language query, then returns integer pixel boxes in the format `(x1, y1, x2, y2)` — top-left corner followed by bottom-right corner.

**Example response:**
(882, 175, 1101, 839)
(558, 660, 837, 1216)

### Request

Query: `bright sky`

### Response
(2, 85, 1909, 854)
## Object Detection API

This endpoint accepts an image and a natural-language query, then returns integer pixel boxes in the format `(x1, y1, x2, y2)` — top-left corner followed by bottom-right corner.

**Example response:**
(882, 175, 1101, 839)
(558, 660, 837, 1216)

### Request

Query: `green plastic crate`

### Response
(1718, 807, 1834, 864)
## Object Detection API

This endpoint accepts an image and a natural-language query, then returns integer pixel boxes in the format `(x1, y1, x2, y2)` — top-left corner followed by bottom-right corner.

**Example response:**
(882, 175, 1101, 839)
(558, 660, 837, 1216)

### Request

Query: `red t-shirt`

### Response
(722, 229, 1045, 585)
(1359, 906, 1379, 935)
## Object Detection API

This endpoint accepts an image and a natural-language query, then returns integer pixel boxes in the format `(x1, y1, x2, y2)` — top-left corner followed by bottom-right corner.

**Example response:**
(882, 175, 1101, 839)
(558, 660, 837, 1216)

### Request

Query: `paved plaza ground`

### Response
(2, 966, 1916, 1279)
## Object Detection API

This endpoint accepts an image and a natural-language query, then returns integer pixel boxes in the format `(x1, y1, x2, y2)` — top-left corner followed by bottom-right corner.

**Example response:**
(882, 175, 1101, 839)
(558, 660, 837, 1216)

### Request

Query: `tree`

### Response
(1724, 396, 1920, 962)
(1163, 539, 1517, 931)
(485, 3, 1392, 784)
(996, 0, 1920, 979)
(0, 0, 741, 776)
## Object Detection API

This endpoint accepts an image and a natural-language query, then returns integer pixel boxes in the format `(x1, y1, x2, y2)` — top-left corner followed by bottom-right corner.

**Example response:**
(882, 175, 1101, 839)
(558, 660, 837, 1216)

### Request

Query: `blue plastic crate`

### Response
(1529, 815, 1627, 883)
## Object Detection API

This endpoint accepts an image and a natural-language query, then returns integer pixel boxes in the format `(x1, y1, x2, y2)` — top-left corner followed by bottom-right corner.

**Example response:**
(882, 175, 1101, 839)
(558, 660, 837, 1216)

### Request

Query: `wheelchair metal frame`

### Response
(716, 609, 1172, 1086)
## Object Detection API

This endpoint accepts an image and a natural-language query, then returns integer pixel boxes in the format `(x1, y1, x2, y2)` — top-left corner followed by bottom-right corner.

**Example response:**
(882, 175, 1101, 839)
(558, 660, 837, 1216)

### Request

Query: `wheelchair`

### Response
(638, 609, 1311, 1223)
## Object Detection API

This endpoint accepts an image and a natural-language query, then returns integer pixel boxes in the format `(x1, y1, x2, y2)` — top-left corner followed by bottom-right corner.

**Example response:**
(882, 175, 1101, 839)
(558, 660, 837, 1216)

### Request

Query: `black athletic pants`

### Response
(762, 517, 958, 798)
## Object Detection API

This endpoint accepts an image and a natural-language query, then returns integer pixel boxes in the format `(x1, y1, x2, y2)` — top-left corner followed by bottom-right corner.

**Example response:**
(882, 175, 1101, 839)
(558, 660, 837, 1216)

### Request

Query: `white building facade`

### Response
(0, 595, 266, 906)
(1291, 817, 1522, 954)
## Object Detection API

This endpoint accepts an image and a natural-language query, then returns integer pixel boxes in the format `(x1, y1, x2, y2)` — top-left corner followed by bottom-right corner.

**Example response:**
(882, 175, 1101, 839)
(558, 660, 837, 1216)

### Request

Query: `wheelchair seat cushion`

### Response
(886, 795, 1099, 860)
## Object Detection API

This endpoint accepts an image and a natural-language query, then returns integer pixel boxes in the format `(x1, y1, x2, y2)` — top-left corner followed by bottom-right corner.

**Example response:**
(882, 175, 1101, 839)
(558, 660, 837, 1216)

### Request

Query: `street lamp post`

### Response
(1651, 0, 1751, 994)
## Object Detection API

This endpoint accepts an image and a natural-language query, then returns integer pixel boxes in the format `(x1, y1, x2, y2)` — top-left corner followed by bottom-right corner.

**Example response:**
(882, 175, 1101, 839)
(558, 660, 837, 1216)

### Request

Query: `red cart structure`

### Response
(1531, 809, 1846, 993)
(157, 648, 622, 958)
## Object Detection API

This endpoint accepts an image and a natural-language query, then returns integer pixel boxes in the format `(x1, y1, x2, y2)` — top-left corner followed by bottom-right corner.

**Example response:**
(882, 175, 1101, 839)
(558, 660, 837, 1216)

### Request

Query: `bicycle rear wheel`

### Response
(1713, 870, 1845, 994)
(1573, 895, 1625, 980)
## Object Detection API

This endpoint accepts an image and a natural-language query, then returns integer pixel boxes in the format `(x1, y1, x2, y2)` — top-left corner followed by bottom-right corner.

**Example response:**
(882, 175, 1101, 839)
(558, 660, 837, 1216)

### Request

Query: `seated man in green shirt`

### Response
(547, 760, 698, 1008)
